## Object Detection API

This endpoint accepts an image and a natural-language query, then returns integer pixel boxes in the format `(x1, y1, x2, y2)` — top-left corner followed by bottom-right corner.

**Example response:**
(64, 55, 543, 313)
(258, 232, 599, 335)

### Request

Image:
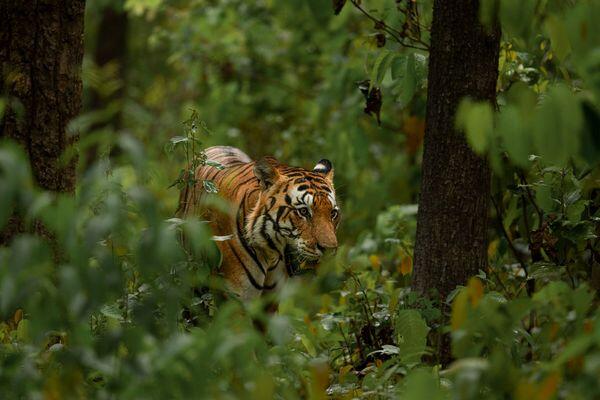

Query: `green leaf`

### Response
(535, 183, 554, 213)
(202, 179, 218, 194)
(100, 303, 124, 321)
(205, 160, 225, 170)
(545, 15, 572, 62)
(497, 105, 530, 167)
(300, 334, 317, 357)
(170, 136, 189, 144)
(392, 53, 426, 107)
(499, 0, 536, 40)
(16, 319, 29, 341)
(370, 50, 395, 87)
(396, 310, 429, 364)
(532, 85, 582, 166)
(455, 99, 494, 154)
(402, 369, 446, 400)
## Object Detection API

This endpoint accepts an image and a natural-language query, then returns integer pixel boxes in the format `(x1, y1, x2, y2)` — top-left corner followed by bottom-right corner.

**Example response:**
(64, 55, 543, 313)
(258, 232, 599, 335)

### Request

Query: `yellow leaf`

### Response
(309, 361, 329, 400)
(451, 289, 469, 331)
(369, 255, 381, 271)
(13, 309, 23, 326)
(403, 116, 426, 155)
(300, 335, 317, 357)
(320, 294, 332, 313)
(487, 239, 499, 258)
(515, 379, 537, 400)
(339, 365, 353, 384)
(515, 372, 561, 400)
(251, 372, 275, 399)
(539, 371, 561, 400)
(399, 256, 413, 276)
(467, 277, 484, 307)
(114, 245, 129, 256)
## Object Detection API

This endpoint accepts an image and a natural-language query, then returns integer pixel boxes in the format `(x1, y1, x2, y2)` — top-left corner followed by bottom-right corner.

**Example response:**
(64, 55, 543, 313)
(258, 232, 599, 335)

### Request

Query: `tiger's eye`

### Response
(298, 207, 310, 217)
(331, 209, 339, 220)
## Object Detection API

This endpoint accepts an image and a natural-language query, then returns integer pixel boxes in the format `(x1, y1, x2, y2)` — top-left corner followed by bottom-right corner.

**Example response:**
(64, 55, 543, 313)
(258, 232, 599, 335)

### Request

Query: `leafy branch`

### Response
(166, 110, 222, 192)
(348, 0, 430, 52)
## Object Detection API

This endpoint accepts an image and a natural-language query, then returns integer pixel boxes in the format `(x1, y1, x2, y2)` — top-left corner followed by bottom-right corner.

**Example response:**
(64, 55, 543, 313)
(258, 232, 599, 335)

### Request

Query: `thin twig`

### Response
(517, 171, 543, 227)
(491, 195, 534, 297)
(338, 323, 353, 364)
(350, 0, 429, 51)
(487, 262, 511, 298)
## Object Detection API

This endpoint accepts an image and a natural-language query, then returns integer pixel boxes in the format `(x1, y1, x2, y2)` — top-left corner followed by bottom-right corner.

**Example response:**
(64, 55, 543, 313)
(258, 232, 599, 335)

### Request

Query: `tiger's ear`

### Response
(254, 156, 280, 190)
(313, 159, 334, 181)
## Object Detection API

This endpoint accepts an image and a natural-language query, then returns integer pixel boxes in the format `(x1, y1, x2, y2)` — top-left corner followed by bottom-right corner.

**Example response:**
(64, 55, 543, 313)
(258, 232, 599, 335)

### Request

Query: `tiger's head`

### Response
(246, 156, 340, 272)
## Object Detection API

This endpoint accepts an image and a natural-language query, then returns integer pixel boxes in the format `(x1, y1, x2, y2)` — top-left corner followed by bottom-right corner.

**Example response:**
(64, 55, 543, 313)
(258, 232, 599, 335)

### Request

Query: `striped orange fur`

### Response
(177, 146, 340, 300)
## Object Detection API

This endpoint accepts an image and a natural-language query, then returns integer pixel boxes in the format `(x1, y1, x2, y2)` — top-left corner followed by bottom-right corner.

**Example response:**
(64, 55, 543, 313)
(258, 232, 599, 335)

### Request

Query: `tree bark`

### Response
(0, 0, 86, 241)
(412, 3, 500, 299)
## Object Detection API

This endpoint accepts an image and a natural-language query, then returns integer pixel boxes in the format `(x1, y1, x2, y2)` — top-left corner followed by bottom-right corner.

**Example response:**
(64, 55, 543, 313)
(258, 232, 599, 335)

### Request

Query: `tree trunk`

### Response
(412, 3, 500, 300)
(0, 0, 86, 241)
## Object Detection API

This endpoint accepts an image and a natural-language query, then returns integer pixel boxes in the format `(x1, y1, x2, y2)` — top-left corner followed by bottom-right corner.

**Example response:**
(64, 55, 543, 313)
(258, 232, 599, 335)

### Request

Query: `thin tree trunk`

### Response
(411, 0, 500, 360)
(85, 4, 128, 165)
(89, 5, 128, 125)
(0, 0, 86, 242)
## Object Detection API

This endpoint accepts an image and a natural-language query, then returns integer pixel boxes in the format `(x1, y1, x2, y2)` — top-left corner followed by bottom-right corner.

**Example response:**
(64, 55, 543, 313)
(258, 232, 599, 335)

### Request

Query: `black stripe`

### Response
(275, 206, 286, 223)
(301, 191, 310, 202)
(261, 222, 279, 252)
(232, 176, 258, 196)
(228, 241, 263, 290)
(222, 164, 252, 187)
(206, 167, 222, 181)
(268, 257, 281, 271)
(236, 198, 266, 275)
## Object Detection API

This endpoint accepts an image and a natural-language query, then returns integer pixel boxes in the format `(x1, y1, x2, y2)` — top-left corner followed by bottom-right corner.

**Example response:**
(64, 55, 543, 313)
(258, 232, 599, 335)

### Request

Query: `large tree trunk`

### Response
(0, 0, 86, 241)
(412, 3, 500, 299)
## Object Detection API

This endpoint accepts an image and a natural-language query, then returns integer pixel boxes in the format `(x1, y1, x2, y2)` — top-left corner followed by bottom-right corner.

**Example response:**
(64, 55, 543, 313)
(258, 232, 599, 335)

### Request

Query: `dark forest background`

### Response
(1, 0, 600, 398)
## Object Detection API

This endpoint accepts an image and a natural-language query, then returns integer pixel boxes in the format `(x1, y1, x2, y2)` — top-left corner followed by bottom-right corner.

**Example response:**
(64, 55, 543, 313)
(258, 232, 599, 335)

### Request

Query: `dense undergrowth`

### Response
(1, 115, 599, 398)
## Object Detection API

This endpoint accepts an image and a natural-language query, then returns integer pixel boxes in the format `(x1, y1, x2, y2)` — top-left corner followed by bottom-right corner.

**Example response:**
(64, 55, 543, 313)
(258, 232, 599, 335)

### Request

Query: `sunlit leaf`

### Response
(466, 277, 484, 307)
(396, 310, 429, 364)
(545, 15, 571, 62)
(451, 289, 468, 331)
(533, 85, 582, 166)
(456, 99, 493, 154)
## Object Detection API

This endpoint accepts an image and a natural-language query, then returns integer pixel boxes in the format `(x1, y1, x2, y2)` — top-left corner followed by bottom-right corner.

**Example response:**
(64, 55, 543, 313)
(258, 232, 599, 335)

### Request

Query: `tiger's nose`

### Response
(317, 238, 338, 252)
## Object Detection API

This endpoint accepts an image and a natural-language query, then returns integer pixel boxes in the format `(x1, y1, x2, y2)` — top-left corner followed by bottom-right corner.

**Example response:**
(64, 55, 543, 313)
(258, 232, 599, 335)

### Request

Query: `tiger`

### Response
(177, 146, 340, 300)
